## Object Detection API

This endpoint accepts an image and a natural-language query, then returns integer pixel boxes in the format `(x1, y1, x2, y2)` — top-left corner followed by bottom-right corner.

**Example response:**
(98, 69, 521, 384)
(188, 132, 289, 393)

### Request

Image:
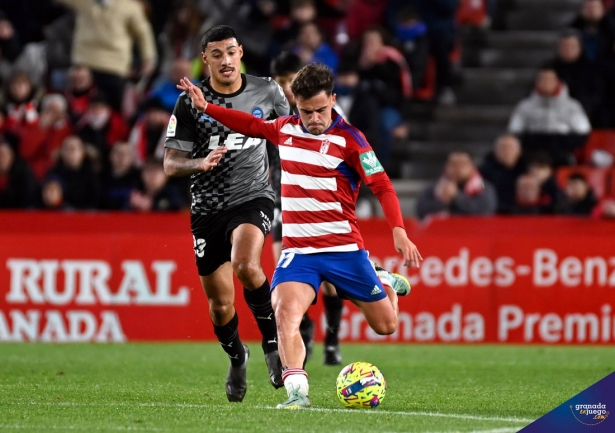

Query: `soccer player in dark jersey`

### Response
(270, 51, 344, 366)
(163, 25, 290, 403)
(178, 63, 422, 409)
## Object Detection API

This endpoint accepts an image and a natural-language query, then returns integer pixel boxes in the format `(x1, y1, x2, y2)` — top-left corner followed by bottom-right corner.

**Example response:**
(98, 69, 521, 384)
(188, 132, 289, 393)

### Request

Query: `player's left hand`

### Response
(392, 227, 422, 268)
(177, 77, 207, 112)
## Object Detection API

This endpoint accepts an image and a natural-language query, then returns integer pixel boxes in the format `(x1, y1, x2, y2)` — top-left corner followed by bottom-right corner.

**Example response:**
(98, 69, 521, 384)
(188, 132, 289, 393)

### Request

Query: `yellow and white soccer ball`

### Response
(336, 361, 387, 408)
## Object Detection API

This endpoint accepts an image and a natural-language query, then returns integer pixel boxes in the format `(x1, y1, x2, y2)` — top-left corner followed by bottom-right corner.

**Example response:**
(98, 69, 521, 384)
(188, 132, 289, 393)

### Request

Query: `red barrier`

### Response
(1, 212, 614, 344)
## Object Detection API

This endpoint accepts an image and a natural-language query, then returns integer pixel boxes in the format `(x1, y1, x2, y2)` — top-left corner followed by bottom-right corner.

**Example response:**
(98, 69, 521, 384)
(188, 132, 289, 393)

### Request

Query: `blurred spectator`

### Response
(507, 66, 591, 166)
(388, 5, 430, 89)
(403, 0, 459, 105)
(551, 29, 604, 126)
(599, 38, 615, 128)
(159, 0, 206, 75)
(75, 92, 130, 171)
(58, 0, 158, 112)
(478, 134, 526, 214)
(345, 0, 390, 42)
(64, 64, 97, 124)
(129, 159, 186, 212)
(100, 141, 141, 210)
(511, 174, 544, 215)
(274, 0, 318, 51)
(355, 27, 412, 168)
(294, 22, 339, 71)
(39, 176, 67, 210)
(149, 58, 193, 113)
(561, 172, 598, 215)
(0, 12, 22, 64)
(128, 97, 171, 166)
(19, 94, 73, 181)
(526, 152, 565, 214)
(271, 51, 304, 109)
(417, 152, 497, 219)
(570, 0, 615, 63)
(45, 135, 100, 210)
(2, 71, 41, 140)
(44, 12, 76, 92)
(592, 195, 615, 218)
(0, 139, 38, 208)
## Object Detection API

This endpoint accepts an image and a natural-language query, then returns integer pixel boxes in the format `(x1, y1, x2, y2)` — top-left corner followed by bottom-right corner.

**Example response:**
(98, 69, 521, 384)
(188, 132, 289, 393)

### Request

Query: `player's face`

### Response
(274, 73, 296, 107)
(296, 91, 336, 135)
(202, 38, 243, 88)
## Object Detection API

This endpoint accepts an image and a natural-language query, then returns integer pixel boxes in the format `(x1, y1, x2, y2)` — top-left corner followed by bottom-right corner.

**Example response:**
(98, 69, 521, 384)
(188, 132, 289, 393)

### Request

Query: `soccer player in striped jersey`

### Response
(177, 63, 422, 409)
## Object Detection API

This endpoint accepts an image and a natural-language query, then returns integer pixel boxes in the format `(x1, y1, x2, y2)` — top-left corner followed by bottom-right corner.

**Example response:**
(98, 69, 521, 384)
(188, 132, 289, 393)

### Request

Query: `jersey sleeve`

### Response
(272, 81, 292, 116)
(204, 103, 282, 145)
(347, 129, 405, 229)
(164, 94, 195, 152)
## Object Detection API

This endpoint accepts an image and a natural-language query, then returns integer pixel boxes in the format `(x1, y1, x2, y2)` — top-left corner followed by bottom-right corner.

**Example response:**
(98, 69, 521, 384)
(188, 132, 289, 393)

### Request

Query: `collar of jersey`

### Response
(300, 109, 342, 135)
(203, 74, 247, 98)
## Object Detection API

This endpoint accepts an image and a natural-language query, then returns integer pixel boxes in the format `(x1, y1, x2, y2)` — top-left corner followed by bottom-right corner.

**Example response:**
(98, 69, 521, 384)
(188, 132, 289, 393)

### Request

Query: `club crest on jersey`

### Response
(252, 107, 264, 118)
(319, 139, 330, 154)
(360, 151, 384, 176)
(166, 115, 177, 137)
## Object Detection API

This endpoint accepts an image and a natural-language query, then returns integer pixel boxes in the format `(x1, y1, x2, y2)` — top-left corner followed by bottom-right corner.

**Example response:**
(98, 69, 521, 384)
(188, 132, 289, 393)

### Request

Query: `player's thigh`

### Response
(271, 281, 316, 326)
(200, 262, 235, 307)
(271, 251, 322, 309)
(228, 197, 274, 264)
(191, 213, 232, 277)
(321, 281, 337, 296)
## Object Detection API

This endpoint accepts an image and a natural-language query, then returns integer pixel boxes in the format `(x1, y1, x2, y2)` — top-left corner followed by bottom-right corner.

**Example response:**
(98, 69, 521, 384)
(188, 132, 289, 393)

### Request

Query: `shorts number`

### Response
(278, 252, 295, 268)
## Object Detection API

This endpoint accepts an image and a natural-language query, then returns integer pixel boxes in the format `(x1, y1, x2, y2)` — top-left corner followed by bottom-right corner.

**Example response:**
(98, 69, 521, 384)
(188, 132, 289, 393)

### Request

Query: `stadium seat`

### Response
(556, 166, 611, 199)
(582, 130, 615, 165)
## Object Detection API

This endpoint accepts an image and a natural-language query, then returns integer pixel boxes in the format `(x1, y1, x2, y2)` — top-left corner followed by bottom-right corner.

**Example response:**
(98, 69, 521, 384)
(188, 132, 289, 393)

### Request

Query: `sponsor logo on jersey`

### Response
(199, 114, 214, 123)
(284, 137, 293, 145)
(320, 139, 330, 154)
(360, 151, 384, 176)
(166, 115, 177, 137)
(252, 107, 264, 118)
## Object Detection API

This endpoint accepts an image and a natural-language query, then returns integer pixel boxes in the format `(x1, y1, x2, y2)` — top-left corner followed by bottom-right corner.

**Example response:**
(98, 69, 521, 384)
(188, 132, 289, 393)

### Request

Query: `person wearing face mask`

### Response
(74, 92, 130, 172)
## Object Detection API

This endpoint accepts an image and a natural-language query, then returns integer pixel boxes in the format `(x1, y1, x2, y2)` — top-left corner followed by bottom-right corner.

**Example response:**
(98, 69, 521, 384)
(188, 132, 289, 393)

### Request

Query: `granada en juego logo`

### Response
(570, 403, 609, 426)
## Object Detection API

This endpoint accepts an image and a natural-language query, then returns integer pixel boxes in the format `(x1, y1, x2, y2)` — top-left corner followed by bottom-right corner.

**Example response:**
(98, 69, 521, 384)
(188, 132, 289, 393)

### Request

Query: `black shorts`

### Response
(191, 197, 274, 276)
(271, 206, 282, 243)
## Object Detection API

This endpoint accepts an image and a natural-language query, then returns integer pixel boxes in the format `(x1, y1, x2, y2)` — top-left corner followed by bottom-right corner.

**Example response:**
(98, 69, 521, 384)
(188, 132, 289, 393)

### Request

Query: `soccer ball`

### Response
(335, 361, 387, 408)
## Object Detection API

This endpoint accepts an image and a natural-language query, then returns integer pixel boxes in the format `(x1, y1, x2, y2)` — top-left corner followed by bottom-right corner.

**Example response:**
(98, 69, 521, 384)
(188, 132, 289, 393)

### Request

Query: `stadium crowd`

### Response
(0, 0, 614, 219)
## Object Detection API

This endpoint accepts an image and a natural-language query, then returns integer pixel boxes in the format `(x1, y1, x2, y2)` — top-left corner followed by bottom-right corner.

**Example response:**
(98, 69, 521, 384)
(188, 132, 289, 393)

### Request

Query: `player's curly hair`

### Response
(201, 25, 240, 52)
(290, 63, 334, 100)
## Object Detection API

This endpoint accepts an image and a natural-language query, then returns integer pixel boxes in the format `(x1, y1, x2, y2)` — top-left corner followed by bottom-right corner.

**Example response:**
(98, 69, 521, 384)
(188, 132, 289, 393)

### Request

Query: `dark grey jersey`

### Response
(165, 74, 290, 215)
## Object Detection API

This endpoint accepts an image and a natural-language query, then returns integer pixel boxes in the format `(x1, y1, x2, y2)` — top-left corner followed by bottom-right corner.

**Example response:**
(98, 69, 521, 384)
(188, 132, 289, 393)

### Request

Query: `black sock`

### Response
(212, 313, 246, 367)
(244, 279, 278, 354)
(324, 294, 343, 347)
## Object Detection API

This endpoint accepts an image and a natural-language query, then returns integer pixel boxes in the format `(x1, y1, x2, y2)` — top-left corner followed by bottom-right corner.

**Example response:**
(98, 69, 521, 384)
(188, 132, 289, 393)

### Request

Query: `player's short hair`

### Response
(291, 63, 334, 100)
(201, 25, 240, 52)
(568, 172, 588, 183)
(271, 51, 302, 77)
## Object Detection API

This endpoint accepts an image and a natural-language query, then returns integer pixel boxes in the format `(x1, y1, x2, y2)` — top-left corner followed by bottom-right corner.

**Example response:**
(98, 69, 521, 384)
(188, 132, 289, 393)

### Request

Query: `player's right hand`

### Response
(201, 146, 227, 172)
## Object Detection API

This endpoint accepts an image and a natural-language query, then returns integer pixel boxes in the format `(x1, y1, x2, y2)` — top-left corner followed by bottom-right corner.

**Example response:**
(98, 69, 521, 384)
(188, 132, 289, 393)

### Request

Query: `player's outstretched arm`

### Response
(163, 146, 227, 177)
(177, 77, 278, 143)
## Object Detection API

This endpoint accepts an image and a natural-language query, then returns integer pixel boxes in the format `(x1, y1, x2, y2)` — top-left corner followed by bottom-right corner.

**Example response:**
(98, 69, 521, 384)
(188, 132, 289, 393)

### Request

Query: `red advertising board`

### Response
(0, 212, 614, 344)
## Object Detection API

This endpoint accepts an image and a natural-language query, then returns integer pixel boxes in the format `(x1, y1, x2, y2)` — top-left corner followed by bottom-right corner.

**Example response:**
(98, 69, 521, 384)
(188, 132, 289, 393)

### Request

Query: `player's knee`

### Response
(209, 301, 233, 321)
(372, 320, 397, 336)
(274, 300, 303, 330)
(232, 260, 261, 286)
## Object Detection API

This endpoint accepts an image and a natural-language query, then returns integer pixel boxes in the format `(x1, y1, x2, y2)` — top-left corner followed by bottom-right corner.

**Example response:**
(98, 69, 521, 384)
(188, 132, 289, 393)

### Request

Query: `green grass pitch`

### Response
(0, 343, 613, 432)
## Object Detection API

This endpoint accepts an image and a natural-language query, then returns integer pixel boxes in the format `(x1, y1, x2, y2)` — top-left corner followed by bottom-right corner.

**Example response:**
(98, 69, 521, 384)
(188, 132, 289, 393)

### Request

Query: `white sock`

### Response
(282, 368, 309, 397)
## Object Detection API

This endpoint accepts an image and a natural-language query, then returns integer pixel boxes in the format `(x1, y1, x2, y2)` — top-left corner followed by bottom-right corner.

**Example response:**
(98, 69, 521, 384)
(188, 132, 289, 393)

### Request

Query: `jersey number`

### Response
(278, 252, 295, 268)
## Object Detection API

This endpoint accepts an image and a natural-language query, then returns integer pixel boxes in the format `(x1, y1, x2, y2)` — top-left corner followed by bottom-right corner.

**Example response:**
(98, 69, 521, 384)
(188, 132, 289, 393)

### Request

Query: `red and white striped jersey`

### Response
(204, 105, 404, 254)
